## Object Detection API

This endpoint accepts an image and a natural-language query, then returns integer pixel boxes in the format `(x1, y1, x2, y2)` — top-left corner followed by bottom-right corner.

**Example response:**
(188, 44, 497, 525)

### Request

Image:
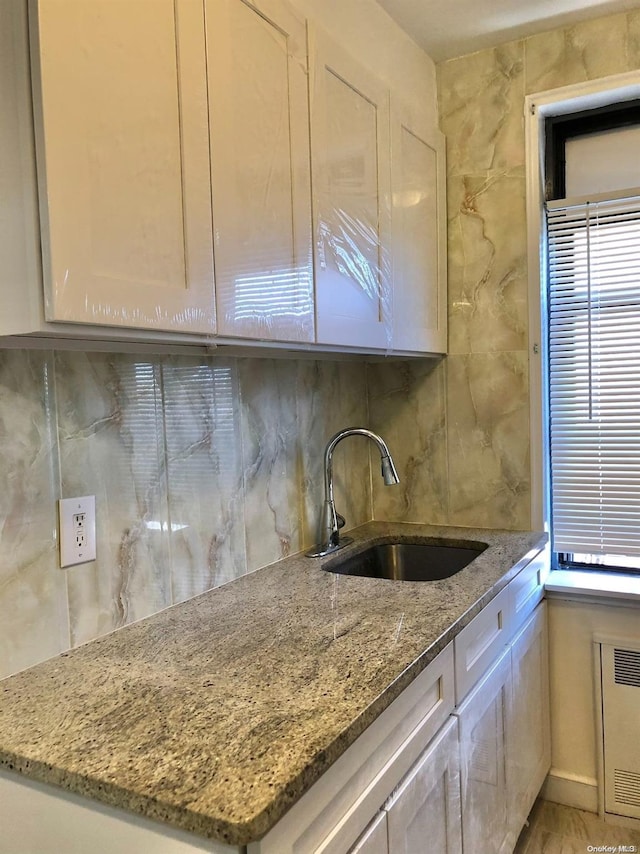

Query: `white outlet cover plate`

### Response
(59, 495, 96, 568)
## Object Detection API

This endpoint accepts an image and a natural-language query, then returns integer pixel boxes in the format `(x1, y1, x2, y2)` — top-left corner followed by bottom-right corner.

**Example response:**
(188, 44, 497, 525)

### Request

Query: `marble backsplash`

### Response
(368, 352, 530, 532)
(0, 350, 372, 678)
(0, 339, 532, 680)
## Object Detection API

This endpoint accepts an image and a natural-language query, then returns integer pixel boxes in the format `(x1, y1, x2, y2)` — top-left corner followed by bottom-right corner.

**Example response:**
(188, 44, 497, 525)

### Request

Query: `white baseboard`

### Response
(540, 768, 599, 812)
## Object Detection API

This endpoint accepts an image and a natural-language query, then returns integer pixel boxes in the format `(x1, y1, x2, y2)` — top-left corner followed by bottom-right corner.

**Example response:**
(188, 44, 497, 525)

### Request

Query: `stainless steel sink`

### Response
(323, 540, 487, 581)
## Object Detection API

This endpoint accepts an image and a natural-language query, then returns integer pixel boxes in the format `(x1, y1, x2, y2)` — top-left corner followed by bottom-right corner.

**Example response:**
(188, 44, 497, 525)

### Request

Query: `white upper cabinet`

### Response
(3, 0, 446, 353)
(30, 0, 216, 334)
(206, 0, 314, 343)
(310, 28, 393, 351)
(390, 100, 447, 354)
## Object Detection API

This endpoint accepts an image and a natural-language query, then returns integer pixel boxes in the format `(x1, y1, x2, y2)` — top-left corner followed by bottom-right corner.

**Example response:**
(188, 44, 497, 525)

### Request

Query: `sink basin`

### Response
(324, 540, 487, 582)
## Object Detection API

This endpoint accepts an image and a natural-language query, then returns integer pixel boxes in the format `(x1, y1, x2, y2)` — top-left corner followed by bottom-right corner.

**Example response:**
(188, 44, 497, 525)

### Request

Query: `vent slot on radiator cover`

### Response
(601, 643, 640, 820)
(614, 648, 640, 688)
(614, 770, 640, 809)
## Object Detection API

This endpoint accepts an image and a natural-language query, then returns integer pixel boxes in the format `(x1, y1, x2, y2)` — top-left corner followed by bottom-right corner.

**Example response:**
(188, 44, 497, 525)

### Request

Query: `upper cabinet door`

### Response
(30, 0, 216, 333)
(310, 28, 392, 350)
(391, 100, 447, 354)
(206, 0, 314, 343)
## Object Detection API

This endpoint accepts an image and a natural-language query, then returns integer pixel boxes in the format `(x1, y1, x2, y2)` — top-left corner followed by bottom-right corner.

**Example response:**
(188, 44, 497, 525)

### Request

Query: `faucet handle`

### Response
(336, 512, 346, 530)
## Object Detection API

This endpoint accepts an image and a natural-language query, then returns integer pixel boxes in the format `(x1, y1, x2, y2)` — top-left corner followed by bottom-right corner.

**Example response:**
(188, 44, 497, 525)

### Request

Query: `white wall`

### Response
(544, 595, 640, 811)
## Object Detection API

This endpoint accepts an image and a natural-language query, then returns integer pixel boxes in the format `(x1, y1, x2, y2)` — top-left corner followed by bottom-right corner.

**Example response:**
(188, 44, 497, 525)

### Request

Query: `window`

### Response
(545, 106, 640, 573)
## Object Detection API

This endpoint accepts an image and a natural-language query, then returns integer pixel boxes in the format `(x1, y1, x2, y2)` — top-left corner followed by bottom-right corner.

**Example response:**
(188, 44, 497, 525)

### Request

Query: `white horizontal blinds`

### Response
(547, 192, 640, 558)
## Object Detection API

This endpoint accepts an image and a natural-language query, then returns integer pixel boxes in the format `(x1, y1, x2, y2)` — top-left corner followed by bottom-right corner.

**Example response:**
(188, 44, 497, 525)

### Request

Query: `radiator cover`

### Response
(601, 643, 640, 819)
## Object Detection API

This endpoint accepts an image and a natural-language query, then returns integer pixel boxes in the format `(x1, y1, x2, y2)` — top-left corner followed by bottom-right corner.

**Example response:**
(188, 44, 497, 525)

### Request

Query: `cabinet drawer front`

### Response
(509, 546, 549, 635)
(454, 586, 511, 704)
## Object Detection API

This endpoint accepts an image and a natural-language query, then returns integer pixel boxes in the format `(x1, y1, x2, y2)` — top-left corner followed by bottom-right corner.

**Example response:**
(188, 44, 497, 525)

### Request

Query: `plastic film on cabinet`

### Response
(33, 0, 218, 337)
(310, 25, 394, 353)
(207, 0, 316, 345)
(34, 0, 318, 346)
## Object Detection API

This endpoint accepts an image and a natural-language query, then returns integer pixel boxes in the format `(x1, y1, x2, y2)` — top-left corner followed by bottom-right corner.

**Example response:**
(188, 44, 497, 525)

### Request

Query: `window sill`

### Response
(545, 569, 640, 603)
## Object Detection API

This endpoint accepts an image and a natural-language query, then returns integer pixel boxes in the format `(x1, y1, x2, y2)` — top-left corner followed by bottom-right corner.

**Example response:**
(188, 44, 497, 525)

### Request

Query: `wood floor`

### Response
(514, 800, 640, 853)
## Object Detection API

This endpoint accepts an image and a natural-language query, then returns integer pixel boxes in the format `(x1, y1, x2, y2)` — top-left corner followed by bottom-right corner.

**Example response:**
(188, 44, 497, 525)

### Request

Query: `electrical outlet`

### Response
(59, 496, 96, 568)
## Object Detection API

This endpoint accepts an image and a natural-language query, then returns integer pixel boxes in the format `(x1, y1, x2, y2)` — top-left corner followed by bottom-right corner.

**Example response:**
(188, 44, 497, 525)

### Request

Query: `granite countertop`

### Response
(0, 521, 546, 847)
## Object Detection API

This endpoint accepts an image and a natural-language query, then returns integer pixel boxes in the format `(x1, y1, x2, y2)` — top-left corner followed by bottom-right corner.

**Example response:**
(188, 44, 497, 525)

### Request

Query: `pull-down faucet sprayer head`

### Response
(381, 454, 400, 486)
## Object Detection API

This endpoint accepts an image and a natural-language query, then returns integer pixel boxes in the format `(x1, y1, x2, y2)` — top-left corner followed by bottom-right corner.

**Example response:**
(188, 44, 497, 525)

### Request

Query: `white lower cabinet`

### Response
(348, 811, 388, 854)
(454, 585, 512, 704)
(456, 650, 512, 854)
(455, 601, 550, 854)
(0, 769, 235, 854)
(506, 603, 550, 850)
(259, 587, 548, 854)
(347, 716, 462, 854)
(385, 716, 462, 854)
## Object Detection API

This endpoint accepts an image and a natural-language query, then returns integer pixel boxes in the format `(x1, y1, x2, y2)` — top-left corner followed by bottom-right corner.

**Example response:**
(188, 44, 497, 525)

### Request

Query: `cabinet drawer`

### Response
(509, 546, 549, 635)
(454, 586, 511, 704)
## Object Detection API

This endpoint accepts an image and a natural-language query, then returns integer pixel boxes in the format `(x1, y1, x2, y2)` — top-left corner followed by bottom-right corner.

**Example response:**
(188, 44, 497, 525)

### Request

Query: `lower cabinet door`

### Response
(455, 649, 512, 854)
(507, 602, 550, 848)
(385, 716, 462, 854)
(348, 811, 388, 854)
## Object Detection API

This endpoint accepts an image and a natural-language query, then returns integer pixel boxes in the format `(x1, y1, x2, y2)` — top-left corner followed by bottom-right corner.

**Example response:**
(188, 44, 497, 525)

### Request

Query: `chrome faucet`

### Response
(306, 427, 400, 558)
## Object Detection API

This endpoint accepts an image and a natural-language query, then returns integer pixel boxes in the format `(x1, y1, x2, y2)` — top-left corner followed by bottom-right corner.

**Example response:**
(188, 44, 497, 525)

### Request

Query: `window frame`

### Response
(524, 72, 640, 564)
(544, 99, 640, 201)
